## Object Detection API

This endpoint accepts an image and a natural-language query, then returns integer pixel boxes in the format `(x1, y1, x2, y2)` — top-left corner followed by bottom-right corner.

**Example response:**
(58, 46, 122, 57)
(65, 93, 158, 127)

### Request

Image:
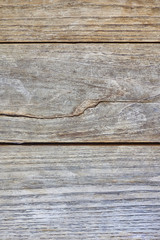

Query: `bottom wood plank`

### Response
(0, 145, 160, 239)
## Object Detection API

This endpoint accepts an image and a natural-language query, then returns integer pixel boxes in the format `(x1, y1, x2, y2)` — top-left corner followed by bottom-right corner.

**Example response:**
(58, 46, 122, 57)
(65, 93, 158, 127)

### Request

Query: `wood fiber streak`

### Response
(0, 0, 160, 42)
(0, 44, 160, 142)
(0, 145, 160, 239)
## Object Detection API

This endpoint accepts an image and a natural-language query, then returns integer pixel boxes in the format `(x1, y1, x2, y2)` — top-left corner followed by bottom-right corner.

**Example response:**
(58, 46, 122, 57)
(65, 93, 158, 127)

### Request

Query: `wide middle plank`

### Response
(0, 44, 160, 142)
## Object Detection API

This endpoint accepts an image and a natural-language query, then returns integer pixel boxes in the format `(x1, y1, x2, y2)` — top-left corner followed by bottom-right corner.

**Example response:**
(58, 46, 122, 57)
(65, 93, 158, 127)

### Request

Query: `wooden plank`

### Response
(1, 102, 160, 143)
(0, 0, 160, 42)
(0, 44, 160, 143)
(0, 145, 160, 239)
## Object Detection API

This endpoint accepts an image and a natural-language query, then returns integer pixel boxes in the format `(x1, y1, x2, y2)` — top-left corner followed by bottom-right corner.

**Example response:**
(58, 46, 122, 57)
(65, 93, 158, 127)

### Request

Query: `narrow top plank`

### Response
(0, 0, 160, 42)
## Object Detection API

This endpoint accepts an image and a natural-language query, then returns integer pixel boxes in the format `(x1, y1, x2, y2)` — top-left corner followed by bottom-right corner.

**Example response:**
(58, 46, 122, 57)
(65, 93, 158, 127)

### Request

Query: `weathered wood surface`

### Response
(1, 102, 160, 143)
(0, 0, 160, 42)
(0, 145, 160, 239)
(0, 44, 160, 143)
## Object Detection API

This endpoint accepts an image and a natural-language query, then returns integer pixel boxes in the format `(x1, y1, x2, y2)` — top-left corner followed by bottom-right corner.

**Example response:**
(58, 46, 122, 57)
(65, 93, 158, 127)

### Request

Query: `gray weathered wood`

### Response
(0, 44, 160, 142)
(0, 0, 160, 42)
(0, 145, 160, 239)
(1, 44, 160, 117)
(1, 102, 160, 143)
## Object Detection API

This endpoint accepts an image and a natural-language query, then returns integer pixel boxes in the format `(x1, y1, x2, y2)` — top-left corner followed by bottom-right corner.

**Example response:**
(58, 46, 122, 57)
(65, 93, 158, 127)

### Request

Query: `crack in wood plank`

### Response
(0, 96, 160, 120)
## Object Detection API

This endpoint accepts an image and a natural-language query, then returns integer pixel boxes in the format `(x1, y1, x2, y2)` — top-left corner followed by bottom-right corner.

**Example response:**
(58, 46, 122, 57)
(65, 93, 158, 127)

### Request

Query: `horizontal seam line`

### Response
(0, 42, 160, 44)
(0, 143, 160, 146)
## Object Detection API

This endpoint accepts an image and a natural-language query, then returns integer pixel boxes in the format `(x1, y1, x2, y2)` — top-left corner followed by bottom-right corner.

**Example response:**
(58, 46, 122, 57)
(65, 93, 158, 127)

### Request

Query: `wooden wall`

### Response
(0, 1, 160, 239)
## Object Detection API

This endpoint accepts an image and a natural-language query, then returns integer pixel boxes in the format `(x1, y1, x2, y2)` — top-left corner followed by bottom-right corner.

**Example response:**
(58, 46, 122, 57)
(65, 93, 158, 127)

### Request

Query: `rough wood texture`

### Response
(0, 145, 160, 239)
(0, 0, 160, 42)
(0, 44, 160, 143)
(1, 102, 160, 143)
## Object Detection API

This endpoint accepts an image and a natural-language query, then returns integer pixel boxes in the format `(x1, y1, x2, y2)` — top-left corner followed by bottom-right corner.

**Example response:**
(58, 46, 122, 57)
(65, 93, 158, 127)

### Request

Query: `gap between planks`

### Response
(0, 42, 160, 44)
(0, 143, 160, 146)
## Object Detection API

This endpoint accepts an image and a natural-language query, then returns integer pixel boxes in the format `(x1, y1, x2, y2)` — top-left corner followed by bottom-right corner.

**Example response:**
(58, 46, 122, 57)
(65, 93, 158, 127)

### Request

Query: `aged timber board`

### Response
(0, 44, 160, 142)
(0, 0, 160, 42)
(0, 145, 160, 239)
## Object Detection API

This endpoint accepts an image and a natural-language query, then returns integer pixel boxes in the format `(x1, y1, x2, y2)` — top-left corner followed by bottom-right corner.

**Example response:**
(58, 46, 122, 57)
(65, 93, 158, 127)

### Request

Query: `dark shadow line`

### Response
(0, 41, 160, 44)
(0, 142, 160, 146)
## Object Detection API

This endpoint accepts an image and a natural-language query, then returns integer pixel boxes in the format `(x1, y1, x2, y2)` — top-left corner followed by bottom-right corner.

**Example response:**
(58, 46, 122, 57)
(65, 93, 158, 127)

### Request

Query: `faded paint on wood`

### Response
(0, 145, 160, 239)
(0, 44, 160, 142)
(0, 0, 160, 42)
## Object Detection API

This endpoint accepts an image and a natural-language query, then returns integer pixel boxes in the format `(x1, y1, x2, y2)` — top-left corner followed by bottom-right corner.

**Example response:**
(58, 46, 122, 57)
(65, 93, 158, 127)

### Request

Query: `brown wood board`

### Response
(0, 0, 160, 42)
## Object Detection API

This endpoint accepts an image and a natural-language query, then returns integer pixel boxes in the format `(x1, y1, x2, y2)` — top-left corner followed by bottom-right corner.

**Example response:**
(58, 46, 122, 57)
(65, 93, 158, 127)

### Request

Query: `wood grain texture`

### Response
(0, 0, 160, 42)
(1, 102, 160, 143)
(0, 44, 160, 143)
(0, 145, 160, 239)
